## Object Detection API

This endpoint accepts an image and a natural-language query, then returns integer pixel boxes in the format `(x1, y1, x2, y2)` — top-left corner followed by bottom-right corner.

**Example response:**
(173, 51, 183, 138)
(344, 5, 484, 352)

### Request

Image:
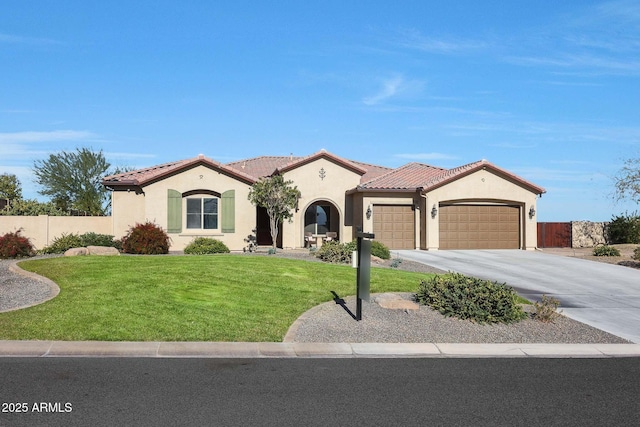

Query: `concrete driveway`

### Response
(396, 250, 640, 344)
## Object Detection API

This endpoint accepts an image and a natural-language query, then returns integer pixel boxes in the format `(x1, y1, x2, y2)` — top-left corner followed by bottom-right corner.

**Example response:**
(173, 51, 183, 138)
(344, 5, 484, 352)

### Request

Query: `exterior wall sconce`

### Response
(366, 205, 372, 219)
(529, 205, 536, 219)
(431, 204, 438, 219)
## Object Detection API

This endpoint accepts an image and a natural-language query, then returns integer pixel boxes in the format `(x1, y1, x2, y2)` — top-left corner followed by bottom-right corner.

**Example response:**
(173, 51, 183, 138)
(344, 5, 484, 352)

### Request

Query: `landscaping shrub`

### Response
(415, 272, 527, 324)
(315, 241, 352, 263)
(607, 212, 640, 244)
(316, 239, 391, 263)
(633, 247, 640, 261)
(532, 295, 561, 323)
(371, 241, 391, 260)
(592, 245, 621, 257)
(40, 232, 83, 254)
(41, 232, 120, 254)
(0, 229, 35, 259)
(184, 237, 230, 254)
(121, 221, 171, 254)
(80, 232, 118, 248)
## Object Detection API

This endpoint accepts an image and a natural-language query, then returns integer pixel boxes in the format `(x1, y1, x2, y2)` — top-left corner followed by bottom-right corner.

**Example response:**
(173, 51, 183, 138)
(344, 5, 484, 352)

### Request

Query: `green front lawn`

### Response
(1, 255, 433, 342)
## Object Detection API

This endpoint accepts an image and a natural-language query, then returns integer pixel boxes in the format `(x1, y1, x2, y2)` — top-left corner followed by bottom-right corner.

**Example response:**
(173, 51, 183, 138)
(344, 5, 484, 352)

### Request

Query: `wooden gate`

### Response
(537, 222, 571, 248)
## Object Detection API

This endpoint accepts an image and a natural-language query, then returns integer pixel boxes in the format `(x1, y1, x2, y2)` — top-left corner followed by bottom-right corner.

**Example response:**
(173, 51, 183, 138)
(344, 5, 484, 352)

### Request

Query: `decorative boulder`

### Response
(374, 293, 419, 310)
(64, 247, 89, 257)
(87, 246, 120, 256)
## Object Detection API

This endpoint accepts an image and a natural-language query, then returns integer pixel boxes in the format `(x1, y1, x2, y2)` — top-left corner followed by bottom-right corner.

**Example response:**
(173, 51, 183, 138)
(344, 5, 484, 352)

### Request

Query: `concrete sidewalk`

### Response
(1, 341, 639, 358)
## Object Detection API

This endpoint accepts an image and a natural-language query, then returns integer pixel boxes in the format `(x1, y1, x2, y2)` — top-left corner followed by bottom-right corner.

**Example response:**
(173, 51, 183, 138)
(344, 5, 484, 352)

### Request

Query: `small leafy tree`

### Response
(33, 147, 111, 215)
(614, 157, 640, 204)
(0, 173, 22, 201)
(248, 174, 300, 252)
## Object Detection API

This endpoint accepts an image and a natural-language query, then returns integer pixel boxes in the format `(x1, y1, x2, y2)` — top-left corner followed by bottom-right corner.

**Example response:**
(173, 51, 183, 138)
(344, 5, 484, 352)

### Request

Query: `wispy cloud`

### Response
(363, 76, 402, 105)
(0, 33, 63, 46)
(362, 75, 424, 106)
(0, 130, 96, 144)
(394, 28, 490, 54)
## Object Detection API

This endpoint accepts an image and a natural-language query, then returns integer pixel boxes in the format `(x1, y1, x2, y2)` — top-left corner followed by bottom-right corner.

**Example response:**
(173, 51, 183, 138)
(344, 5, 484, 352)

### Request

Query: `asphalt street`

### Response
(397, 250, 640, 343)
(1, 358, 639, 426)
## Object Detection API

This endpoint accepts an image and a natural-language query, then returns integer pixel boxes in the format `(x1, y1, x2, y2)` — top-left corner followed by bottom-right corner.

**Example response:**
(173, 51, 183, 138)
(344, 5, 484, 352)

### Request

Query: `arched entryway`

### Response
(303, 200, 340, 246)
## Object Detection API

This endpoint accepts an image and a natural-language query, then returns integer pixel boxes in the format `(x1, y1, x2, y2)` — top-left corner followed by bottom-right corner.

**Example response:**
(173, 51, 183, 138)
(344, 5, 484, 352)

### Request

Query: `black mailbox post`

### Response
(355, 228, 374, 321)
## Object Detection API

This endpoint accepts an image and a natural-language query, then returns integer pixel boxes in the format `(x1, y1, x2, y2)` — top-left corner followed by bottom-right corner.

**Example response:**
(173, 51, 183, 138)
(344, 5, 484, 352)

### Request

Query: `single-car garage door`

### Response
(439, 205, 520, 249)
(373, 205, 415, 250)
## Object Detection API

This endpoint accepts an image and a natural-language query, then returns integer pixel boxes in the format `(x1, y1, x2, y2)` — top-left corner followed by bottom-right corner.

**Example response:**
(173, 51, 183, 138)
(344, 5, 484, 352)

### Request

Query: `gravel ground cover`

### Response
(0, 256, 60, 312)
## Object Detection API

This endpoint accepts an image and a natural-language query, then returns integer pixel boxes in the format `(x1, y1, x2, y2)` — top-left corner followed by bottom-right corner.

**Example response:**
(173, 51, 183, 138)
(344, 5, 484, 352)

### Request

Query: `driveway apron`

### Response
(396, 250, 640, 344)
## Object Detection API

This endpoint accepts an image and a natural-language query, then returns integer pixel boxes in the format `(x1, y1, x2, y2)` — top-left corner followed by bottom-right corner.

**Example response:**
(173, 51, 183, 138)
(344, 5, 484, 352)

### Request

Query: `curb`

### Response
(1, 341, 639, 358)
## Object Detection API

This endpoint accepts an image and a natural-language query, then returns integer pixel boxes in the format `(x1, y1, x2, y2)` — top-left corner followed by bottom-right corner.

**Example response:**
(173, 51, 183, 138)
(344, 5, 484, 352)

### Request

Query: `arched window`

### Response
(304, 204, 330, 234)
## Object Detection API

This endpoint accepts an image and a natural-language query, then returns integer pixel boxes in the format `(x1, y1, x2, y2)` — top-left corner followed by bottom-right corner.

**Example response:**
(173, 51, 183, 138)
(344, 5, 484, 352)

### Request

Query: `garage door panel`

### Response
(440, 205, 520, 250)
(373, 205, 415, 250)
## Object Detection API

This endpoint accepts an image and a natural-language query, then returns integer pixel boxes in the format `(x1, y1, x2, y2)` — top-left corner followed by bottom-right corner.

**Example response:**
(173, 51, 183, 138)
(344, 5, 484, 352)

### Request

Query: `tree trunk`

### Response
(269, 213, 278, 253)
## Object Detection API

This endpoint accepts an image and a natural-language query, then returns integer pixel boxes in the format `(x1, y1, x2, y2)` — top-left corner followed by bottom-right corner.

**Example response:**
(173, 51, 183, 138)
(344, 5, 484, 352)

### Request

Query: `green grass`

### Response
(0, 255, 434, 342)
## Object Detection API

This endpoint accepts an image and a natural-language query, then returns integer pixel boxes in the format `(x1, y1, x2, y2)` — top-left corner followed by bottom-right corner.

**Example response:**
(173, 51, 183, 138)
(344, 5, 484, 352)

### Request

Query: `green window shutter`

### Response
(167, 189, 182, 233)
(221, 190, 235, 233)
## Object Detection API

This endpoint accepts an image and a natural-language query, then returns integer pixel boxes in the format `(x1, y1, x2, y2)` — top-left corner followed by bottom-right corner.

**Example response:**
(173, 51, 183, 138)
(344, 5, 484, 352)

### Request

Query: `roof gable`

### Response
(423, 159, 546, 195)
(275, 150, 367, 176)
(102, 154, 256, 188)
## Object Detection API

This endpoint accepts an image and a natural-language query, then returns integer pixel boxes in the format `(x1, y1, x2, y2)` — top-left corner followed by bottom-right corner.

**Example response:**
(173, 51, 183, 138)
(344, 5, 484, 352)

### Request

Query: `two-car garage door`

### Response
(439, 205, 520, 249)
(372, 204, 521, 250)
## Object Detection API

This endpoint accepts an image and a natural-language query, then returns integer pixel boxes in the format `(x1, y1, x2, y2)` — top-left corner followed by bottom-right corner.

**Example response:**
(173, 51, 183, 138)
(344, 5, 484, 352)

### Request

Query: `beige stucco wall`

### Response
(0, 215, 113, 250)
(423, 168, 540, 250)
(111, 165, 255, 251)
(282, 158, 362, 248)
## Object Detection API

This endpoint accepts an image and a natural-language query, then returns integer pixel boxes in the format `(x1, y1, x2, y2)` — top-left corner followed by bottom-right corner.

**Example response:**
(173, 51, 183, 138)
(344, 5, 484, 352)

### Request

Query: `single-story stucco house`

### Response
(101, 149, 545, 252)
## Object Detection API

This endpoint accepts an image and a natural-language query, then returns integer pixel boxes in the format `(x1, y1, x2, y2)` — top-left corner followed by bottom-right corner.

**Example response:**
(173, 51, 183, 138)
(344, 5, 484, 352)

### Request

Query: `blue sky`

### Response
(1, 0, 639, 221)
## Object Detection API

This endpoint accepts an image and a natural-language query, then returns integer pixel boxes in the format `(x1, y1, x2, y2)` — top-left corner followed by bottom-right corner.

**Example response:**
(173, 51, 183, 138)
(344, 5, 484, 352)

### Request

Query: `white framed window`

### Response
(186, 197, 219, 230)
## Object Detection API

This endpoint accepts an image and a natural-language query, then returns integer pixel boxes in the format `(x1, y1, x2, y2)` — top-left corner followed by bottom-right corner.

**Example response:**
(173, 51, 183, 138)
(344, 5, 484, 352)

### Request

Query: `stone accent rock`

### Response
(87, 246, 120, 256)
(374, 293, 419, 310)
(64, 246, 120, 256)
(64, 247, 89, 256)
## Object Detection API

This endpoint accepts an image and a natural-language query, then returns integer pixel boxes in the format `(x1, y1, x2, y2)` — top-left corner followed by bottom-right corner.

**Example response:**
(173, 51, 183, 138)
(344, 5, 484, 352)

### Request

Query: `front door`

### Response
(256, 206, 282, 247)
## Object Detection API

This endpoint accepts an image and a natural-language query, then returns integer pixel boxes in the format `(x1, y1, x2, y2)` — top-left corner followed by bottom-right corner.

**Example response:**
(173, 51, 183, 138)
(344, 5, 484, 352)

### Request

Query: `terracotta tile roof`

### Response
(422, 159, 546, 194)
(349, 160, 394, 184)
(102, 151, 545, 196)
(102, 154, 256, 187)
(275, 150, 367, 175)
(226, 155, 299, 179)
(358, 162, 446, 190)
(226, 150, 372, 179)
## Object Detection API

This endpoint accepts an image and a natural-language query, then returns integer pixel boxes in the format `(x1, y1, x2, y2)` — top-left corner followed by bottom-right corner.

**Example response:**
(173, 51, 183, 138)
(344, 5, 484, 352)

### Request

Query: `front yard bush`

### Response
(317, 239, 391, 264)
(184, 237, 230, 254)
(41, 232, 120, 254)
(41, 232, 84, 254)
(0, 229, 35, 259)
(592, 245, 621, 256)
(633, 247, 640, 261)
(415, 272, 527, 324)
(532, 295, 561, 323)
(607, 212, 640, 244)
(121, 221, 170, 254)
(371, 241, 391, 260)
(315, 241, 352, 263)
